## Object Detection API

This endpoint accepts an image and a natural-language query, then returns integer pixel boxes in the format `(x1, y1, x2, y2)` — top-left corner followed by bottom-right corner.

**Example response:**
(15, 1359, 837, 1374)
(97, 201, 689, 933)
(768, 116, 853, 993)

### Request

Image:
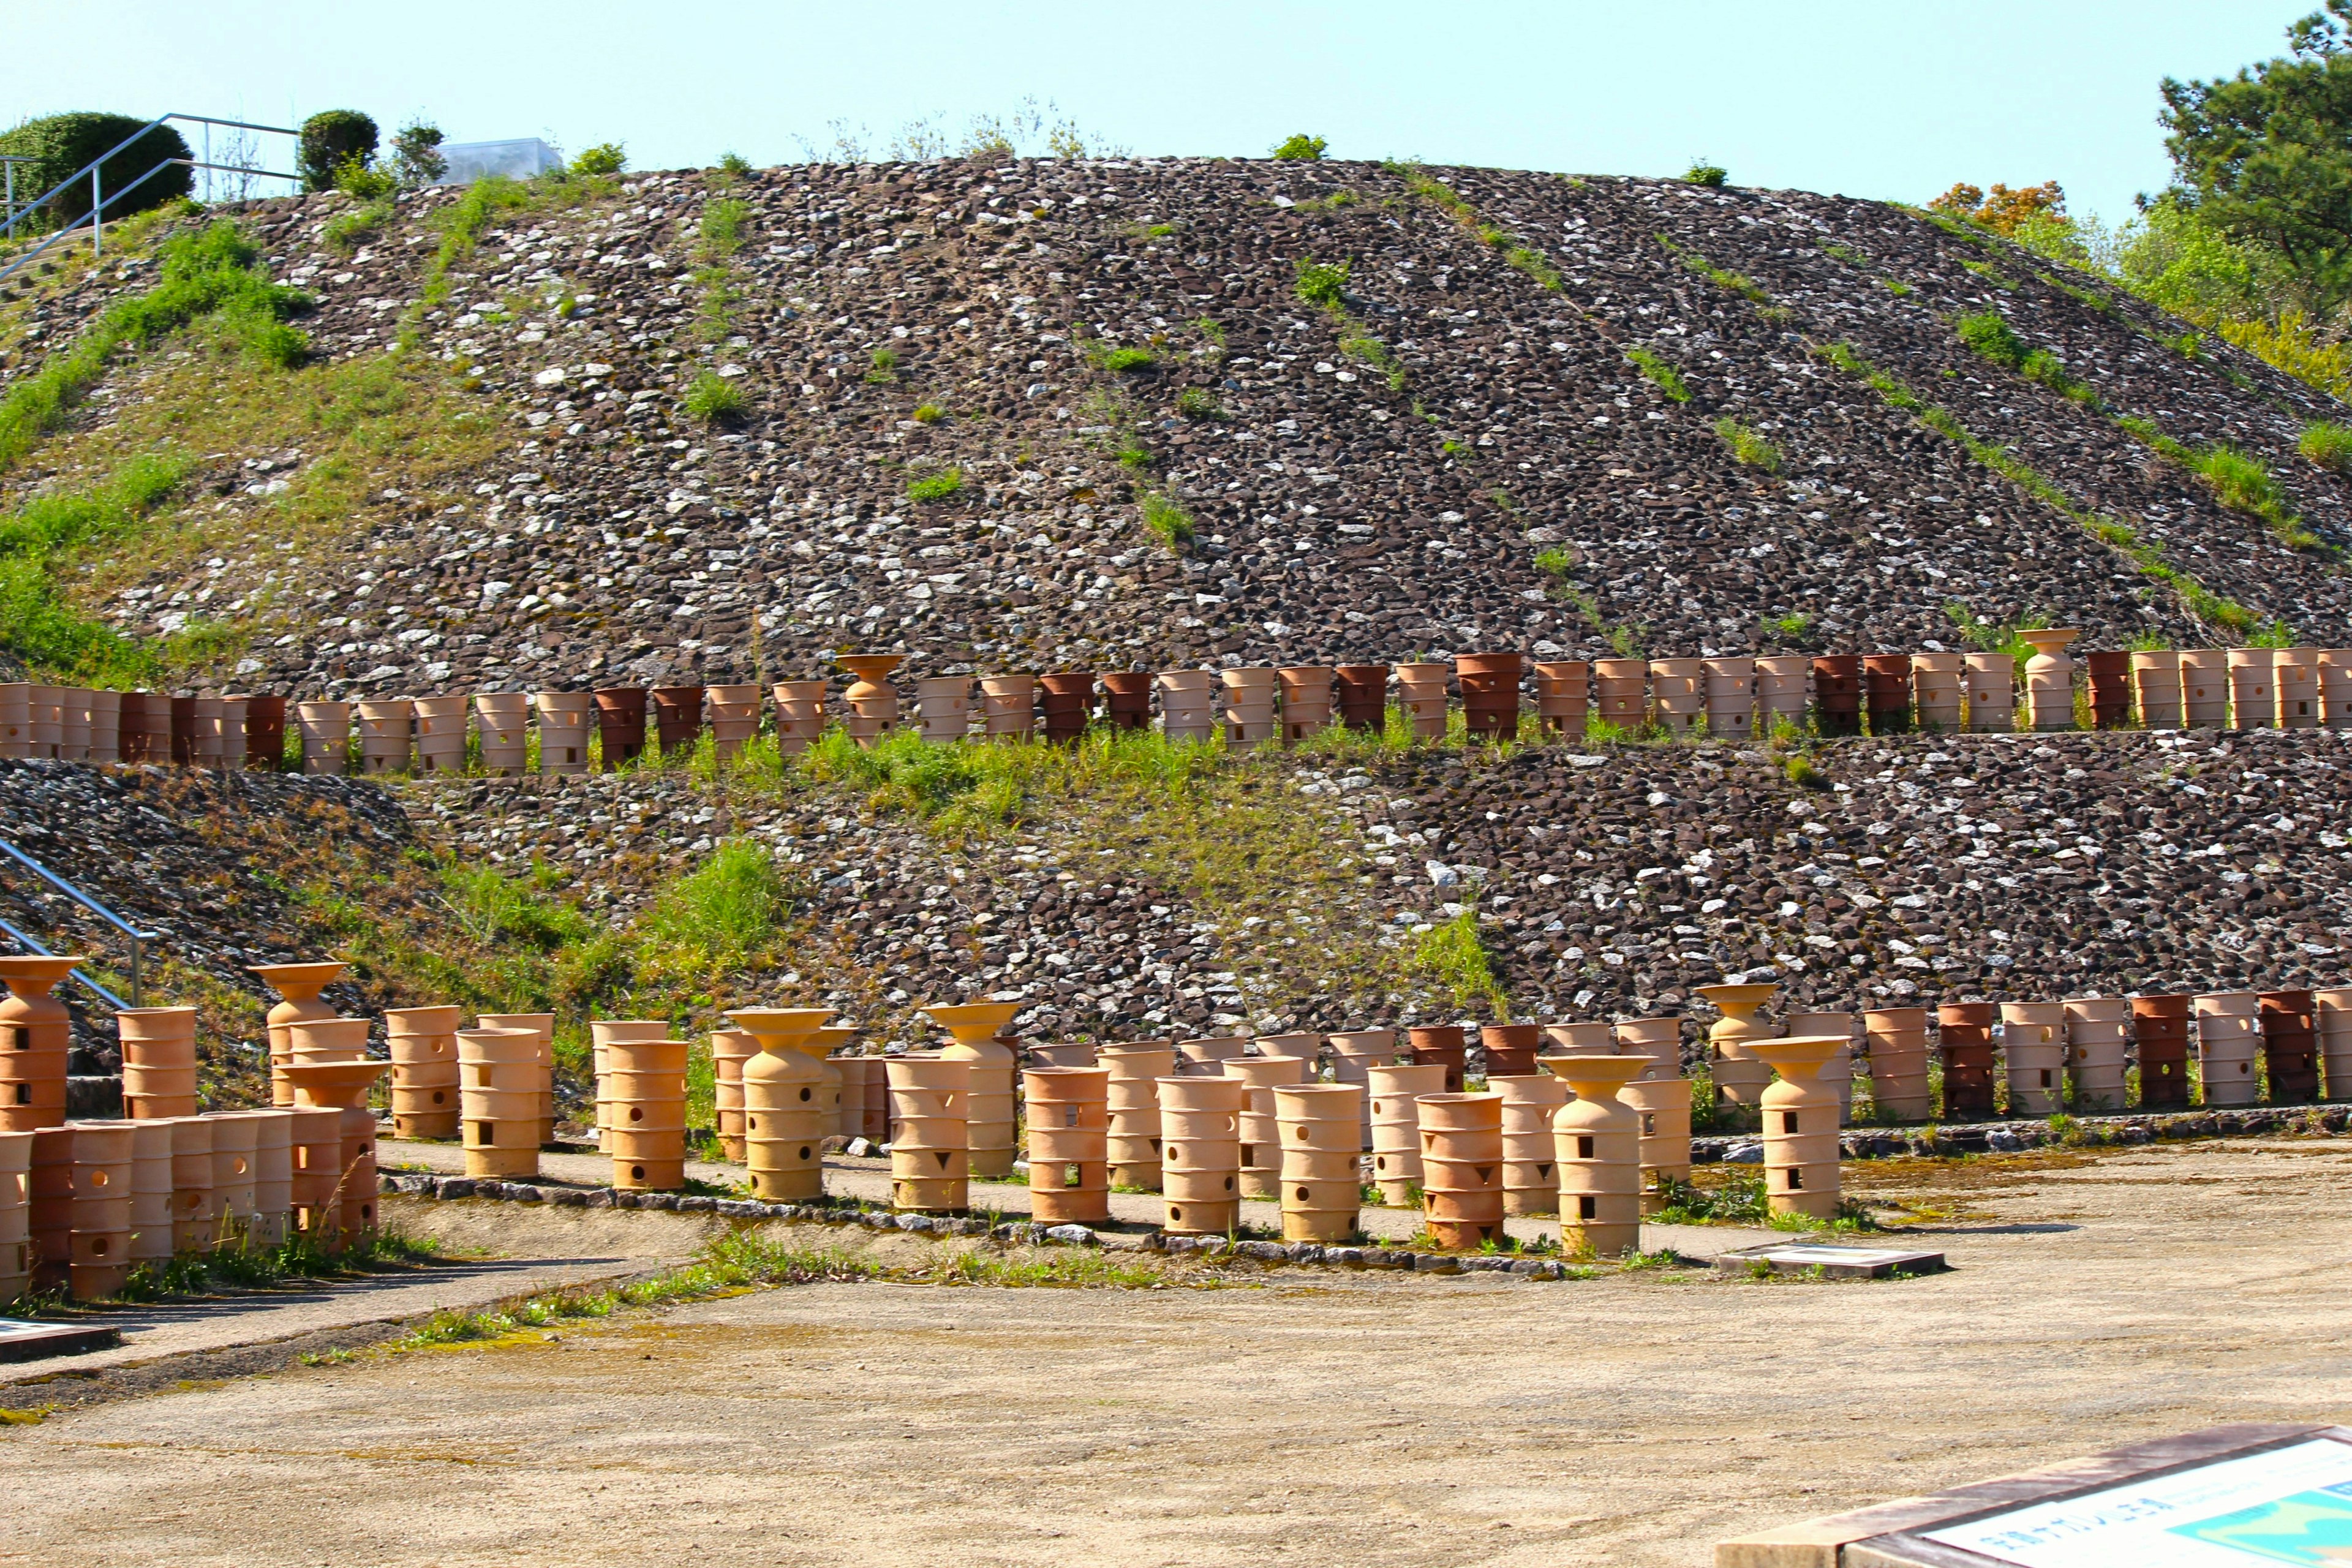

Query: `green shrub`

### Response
(0, 112, 194, 226)
(1713, 416, 1782, 472)
(701, 197, 750, 258)
(570, 141, 627, 177)
(911, 402, 945, 423)
(907, 468, 963, 503)
(1101, 347, 1157, 372)
(299, 110, 379, 192)
(388, 120, 447, 187)
(1293, 256, 1351, 307)
(1684, 159, 1728, 187)
(2301, 420, 2352, 472)
(1956, 309, 2029, 369)
(1140, 489, 1194, 548)
(717, 151, 752, 178)
(682, 372, 747, 423)
(1626, 346, 1691, 402)
(1272, 133, 1327, 161)
(1176, 386, 1224, 420)
(866, 347, 900, 382)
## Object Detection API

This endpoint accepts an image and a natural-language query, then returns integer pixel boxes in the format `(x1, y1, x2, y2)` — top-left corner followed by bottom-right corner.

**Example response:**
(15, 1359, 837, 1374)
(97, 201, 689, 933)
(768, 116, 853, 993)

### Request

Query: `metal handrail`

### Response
(0, 916, 129, 1011)
(0, 156, 301, 287)
(0, 839, 156, 1005)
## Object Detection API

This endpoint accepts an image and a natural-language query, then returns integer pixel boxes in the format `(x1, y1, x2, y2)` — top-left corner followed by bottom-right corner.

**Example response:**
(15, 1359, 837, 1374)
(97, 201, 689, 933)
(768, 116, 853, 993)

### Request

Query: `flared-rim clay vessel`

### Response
(729, 1007, 836, 1200)
(887, 1054, 971, 1212)
(1780, 1009, 1857, 1125)
(0, 956, 88, 1133)
(837, 653, 906, 748)
(1023, 1065, 1111, 1224)
(919, 1001, 1020, 1177)
(280, 1058, 390, 1245)
(1697, 982, 1776, 1106)
(1539, 1054, 1646, 1257)
(1747, 1035, 1845, 1219)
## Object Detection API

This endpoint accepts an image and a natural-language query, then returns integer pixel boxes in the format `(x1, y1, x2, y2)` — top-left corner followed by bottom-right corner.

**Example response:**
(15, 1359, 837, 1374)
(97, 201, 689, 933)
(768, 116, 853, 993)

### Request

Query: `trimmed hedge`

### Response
(0, 113, 192, 227)
(298, 110, 377, 192)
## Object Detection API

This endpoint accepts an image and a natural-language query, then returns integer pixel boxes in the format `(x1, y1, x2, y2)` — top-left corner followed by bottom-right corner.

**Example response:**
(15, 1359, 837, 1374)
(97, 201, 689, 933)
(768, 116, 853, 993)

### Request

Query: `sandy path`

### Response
(1, 1140, 2347, 1567)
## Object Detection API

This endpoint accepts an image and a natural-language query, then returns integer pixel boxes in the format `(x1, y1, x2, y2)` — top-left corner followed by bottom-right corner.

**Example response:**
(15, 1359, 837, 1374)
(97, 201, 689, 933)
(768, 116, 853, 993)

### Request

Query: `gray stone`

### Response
(1044, 1224, 1098, 1246)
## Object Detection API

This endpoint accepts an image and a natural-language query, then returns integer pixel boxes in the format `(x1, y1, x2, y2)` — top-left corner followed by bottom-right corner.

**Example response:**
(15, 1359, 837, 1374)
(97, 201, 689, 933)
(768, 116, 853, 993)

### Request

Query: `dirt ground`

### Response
(2, 1139, 2348, 1568)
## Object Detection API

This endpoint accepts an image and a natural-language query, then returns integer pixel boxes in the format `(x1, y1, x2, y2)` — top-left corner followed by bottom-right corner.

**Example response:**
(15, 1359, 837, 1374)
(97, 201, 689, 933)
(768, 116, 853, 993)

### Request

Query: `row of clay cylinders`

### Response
(459, 1025, 545, 1179)
(1157, 1075, 1243, 1235)
(728, 1009, 834, 1200)
(2138, 648, 2350, 731)
(888, 1055, 968, 1213)
(0, 956, 79, 1133)
(1024, 1066, 1110, 1223)
(386, 1006, 460, 1139)
(1101, 1043, 1172, 1188)
(0, 687, 291, 767)
(116, 1005, 198, 1119)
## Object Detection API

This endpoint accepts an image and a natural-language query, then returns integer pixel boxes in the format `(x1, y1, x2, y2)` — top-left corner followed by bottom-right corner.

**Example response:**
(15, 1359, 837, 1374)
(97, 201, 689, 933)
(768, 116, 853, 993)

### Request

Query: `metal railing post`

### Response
(130, 935, 143, 1008)
(91, 168, 101, 262)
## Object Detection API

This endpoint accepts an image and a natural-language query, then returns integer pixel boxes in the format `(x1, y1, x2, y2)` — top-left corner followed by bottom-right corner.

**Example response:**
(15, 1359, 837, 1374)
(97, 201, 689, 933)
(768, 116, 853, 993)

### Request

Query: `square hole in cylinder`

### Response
(1576, 1135, 1593, 1159)
(1578, 1195, 1596, 1219)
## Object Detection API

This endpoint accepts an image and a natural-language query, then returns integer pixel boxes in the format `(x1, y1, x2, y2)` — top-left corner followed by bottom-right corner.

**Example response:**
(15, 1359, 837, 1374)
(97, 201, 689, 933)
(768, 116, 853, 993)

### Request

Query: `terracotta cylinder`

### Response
(1324, 1030, 1394, 1149)
(1492, 1072, 1566, 1217)
(1395, 662, 1449, 742)
(1544, 1054, 1645, 1257)
(604, 1038, 688, 1191)
(285, 1105, 344, 1245)
(296, 700, 351, 775)
(244, 1108, 295, 1248)
(1219, 668, 1279, 753)
(1023, 1066, 1110, 1224)
(1272, 1082, 1362, 1241)
(1542, 1020, 1616, 1054)
(137, 690, 176, 763)
(477, 1011, 556, 1145)
(250, 960, 345, 1108)
(239, 693, 284, 771)
(0, 1128, 28, 1302)
(285, 1016, 370, 1066)
(1964, 654, 2016, 733)
(127, 1120, 173, 1264)
(921, 1002, 1021, 1178)
(1367, 1062, 1447, 1205)
(862, 1047, 889, 1141)
(1863, 653, 1913, 734)
(2021, 630, 2080, 731)
(1455, 652, 1522, 741)
(1702, 657, 1755, 739)
(167, 1115, 216, 1254)
(592, 687, 648, 770)
(67, 1120, 135, 1299)
(86, 687, 122, 764)
(1618, 1077, 1693, 1213)
(410, 695, 467, 774)
(1781, 1009, 1856, 1125)
(913, 676, 973, 743)
(2179, 650, 2228, 728)
(1039, 671, 1096, 744)
(1174, 1035, 1248, 1077)
(1099, 671, 1152, 731)
(710, 1028, 756, 1161)
(0, 684, 26, 758)
(2133, 995, 2192, 1109)
(1334, 665, 1389, 731)
(1414, 1091, 1504, 1247)
(2318, 987, 2352, 1102)
(108, 689, 146, 764)
(650, 685, 704, 755)
(26, 1126, 69, 1289)
(2081, 650, 2131, 728)
(192, 693, 226, 769)
(387, 1004, 462, 1141)
(1698, 982, 1775, 1106)
(533, 692, 593, 775)
(355, 698, 415, 775)
(1253, 1031, 1318, 1065)
(587, 1020, 669, 1153)
(2277, 648, 2322, 730)
(472, 693, 529, 775)
(25, 685, 62, 759)
(1811, 655, 1861, 736)
(1753, 655, 1811, 731)
(1278, 666, 1335, 743)
(771, 679, 826, 755)
(1155, 669, 1216, 744)
(205, 1110, 261, 1244)
(1647, 657, 1705, 737)
(2062, 997, 2132, 1112)
(728, 1008, 833, 1200)
(1614, 1016, 1683, 1085)
(888, 1055, 970, 1212)
(2260, 990, 2320, 1104)
(0, 956, 81, 1132)
(170, 695, 200, 764)
(979, 673, 1036, 743)
(1911, 653, 1963, 731)
(1224, 1055, 1305, 1200)
(1534, 661, 1589, 736)
(840, 654, 905, 746)
(2132, 652, 2183, 731)
(833, 1054, 875, 1141)
(116, 1005, 200, 1120)
(1863, 1006, 1932, 1121)
(1479, 1022, 1540, 1079)
(1752, 1036, 1845, 1220)
(1100, 1043, 1174, 1189)
(1406, 1024, 1467, 1093)
(1997, 1002, 2067, 1115)
(807, 1027, 854, 1144)
(2318, 650, 2352, 731)
(1156, 1075, 1244, 1234)
(458, 1026, 545, 1179)
(1936, 1002, 1998, 1121)
(2195, 992, 2262, 1106)
(2226, 648, 2275, 730)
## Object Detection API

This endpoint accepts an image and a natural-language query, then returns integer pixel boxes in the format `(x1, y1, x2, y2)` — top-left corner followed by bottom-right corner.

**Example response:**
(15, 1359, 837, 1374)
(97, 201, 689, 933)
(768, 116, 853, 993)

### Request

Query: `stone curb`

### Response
(1695, 1104, 2351, 1164)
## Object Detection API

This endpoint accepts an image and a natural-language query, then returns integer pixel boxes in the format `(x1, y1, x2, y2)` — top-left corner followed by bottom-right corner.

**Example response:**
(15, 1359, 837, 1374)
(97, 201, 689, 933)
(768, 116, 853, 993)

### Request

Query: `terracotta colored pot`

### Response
(0, 956, 83, 1132)
(205, 1110, 260, 1247)
(2180, 649, 2229, 728)
(1533, 662, 1589, 736)
(887, 1054, 971, 1212)
(1997, 1003, 2066, 1115)
(50, 687, 88, 763)
(1405, 1024, 1467, 1093)
(1613, 1016, 1682, 1085)
(1413, 1091, 1504, 1248)
(2226, 648, 2275, 730)
(1910, 653, 1963, 732)
(1253, 1032, 1318, 1063)
(2277, 648, 2321, 730)
(0, 684, 26, 759)
(1099, 1043, 1175, 1189)
(1861, 1006, 1932, 1121)
(1174, 1035, 1248, 1077)
(1542, 1054, 1645, 1257)
(593, 687, 648, 770)
(278, 1058, 389, 1247)
(1156, 1075, 1244, 1234)
(477, 1012, 556, 1145)
(1781, 1010, 1856, 1125)
(249, 960, 346, 1107)
(1617, 1077, 1693, 1213)
(1697, 982, 1775, 1106)
(1334, 665, 1389, 731)
(1862, 653, 1912, 734)
(116, 1005, 200, 1120)
(1038, 671, 1096, 744)
(355, 698, 415, 775)
(296, 700, 352, 775)
(246, 1109, 295, 1248)
(1542, 1021, 1615, 1053)
(913, 676, 972, 743)
(2319, 650, 2352, 730)
(979, 673, 1035, 743)
(23, 1127, 66, 1288)
(919, 1002, 1022, 1178)
(275, 1105, 338, 1246)
(1647, 658, 1705, 737)
(651, 685, 705, 755)
(66, 1120, 135, 1299)
(167, 1115, 215, 1254)
(2021, 630, 2081, 732)
(1702, 657, 1754, 739)
(1272, 1082, 1362, 1242)
(1455, 652, 1521, 741)
(21, 686, 61, 760)
(832, 1052, 875, 1142)
(533, 692, 593, 775)
(603, 1037, 688, 1191)
(1224, 1055, 1305, 1200)
(457, 1026, 545, 1178)
(2193, 992, 2261, 1107)
(1936, 1002, 1997, 1121)
(2063, 997, 2132, 1113)
(1810, 656, 1861, 735)
(236, 693, 282, 771)
(727, 1008, 834, 1200)
(1749, 1036, 1845, 1220)
(1394, 662, 1449, 742)
(1479, 1023, 1539, 1079)
(1278, 666, 1335, 743)
(1023, 1066, 1111, 1223)
(2083, 650, 2132, 729)
(1324, 1029, 1394, 1148)
(1491, 1072, 1566, 1217)
(1155, 669, 1217, 744)
(706, 683, 760, 764)
(839, 654, 907, 748)
(1099, 671, 1152, 731)
(85, 687, 122, 765)
(587, 1019, 669, 1153)
(127, 1120, 173, 1265)
(2132, 995, 2192, 1108)
(408, 695, 465, 774)
(710, 1028, 758, 1160)
(2132, 651, 2182, 731)
(470, 693, 528, 775)
(188, 695, 223, 769)
(771, 679, 827, 755)
(2320, 987, 2352, 1102)
(1962, 654, 2014, 733)
(807, 1026, 856, 1142)
(2260, 990, 2320, 1104)
(1220, 668, 1279, 752)
(1753, 655, 1810, 731)
(1366, 1062, 1447, 1205)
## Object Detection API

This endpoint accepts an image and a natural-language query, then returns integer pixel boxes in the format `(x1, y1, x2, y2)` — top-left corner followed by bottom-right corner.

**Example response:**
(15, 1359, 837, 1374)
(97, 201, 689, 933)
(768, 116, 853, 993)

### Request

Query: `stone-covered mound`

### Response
(9, 156, 2347, 699)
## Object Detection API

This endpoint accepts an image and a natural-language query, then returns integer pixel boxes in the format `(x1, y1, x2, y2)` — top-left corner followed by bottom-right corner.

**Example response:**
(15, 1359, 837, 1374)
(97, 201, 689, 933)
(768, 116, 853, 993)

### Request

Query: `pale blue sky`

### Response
(1, 1, 2308, 224)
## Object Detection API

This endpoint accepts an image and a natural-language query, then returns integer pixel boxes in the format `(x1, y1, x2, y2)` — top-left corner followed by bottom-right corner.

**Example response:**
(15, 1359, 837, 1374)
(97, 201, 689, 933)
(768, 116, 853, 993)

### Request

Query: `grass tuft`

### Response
(1713, 416, 1781, 472)
(1627, 347, 1691, 403)
(682, 372, 747, 424)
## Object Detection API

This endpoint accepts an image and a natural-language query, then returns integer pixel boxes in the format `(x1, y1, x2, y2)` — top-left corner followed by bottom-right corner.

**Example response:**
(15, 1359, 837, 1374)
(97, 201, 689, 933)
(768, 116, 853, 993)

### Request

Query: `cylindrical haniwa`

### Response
(2062, 997, 2131, 1113)
(1492, 1072, 1566, 1217)
(533, 692, 593, 775)
(604, 1037, 688, 1191)
(921, 1002, 1020, 1178)
(1224, 1054, 1305, 1201)
(0, 955, 81, 1132)
(458, 1025, 545, 1180)
(1863, 1006, 1932, 1121)
(2317, 986, 2352, 1103)
(1404, 1023, 1466, 1093)
(68, 1120, 134, 1300)
(2133, 650, 2184, 731)
(1936, 1002, 1997, 1121)
(888, 1054, 971, 1213)
(127, 1119, 172, 1265)
(386, 1003, 462, 1140)
(1272, 1082, 1362, 1242)
(296, 699, 351, 775)
(116, 1005, 200, 1120)
(1782, 1009, 1856, 1125)
(1964, 653, 2015, 733)
(1534, 661, 1588, 736)
(1100, 1043, 1174, 1190)
(1698, 982, 1775, 1106)
(2133, 994, 2193, 1109)
(1324, 1030, 1394, 1148)
(590, 1019, 673, 1153)
(1543, 1054, 1646, 1258)
(1367, 1062, 1447, 1206)
(1023, 1066, 1110, 1224)
(1415, 1091, 1504, 1249)
(1157, 1074, 1244, 1235)
(2180, 650, 2229, 728)
(473, 692, 530, 774)
(711, 1028, 757, 1161)
(730, 1008, 834, 1202)
(2194, 992, 2261, 1107)
(1155, 670, 1215, 745)
(1999, 1001, 2067, 1116)
(1751, 1035, 1845, 1221)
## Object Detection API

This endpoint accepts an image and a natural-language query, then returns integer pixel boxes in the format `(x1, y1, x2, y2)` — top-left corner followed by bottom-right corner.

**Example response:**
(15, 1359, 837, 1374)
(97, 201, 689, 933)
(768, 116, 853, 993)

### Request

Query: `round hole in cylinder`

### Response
(631, 1164, 646, 1180)
(797, 1146, 812, 1160)
(91, 1170, 108, 1187)
(93, 1237, 109, 1255)
(629, 1107, 644, 1122)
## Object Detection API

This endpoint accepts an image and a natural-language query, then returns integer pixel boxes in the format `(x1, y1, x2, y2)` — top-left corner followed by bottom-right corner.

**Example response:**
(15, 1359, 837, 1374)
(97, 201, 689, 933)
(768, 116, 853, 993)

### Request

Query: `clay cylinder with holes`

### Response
(1912, 653, 1963, 731)
(1591, 657, 1646, 726)
(650, 685, 704, 756)
(1964, 654, 2015, 733)
(1862, 1007, 1932, 1121)
(1534, 662, 1589, 735)
(0, 1128, 29, 1302)
(533, 692, 592, 775)
(1367, 1062, 1447, 1205)
(1395, 663, 1449, 742)
(2063, 997, 2132, 1112)
(127, 1120, 173, 1264)
(458, 1026, 543, 1179)
(604, 1038, 688, 1191)
(2084, 650, 2132, 729)
(1753, 655, 1810, 730)
(1038, 671, 1095, 745)
(1863, 653, 1913, 734)
(2179, 649, 2229, 728)
(913, 676, 972, 742)
(710, 1028, 756, 1161)
(2133, 995, 2192, 1108)
(470, 693, 528, 774)
(1702, 657, 1755, 739)
(1757, 1038, 1844, 1221)
(1174, 1036, 1247, 1078)
(355, 698, 413, 775)
(1998, 1002, 2067, 1116)
(1542, 1021, 1615, 1054)
(1219, 668, 1278, 752)
(85, 687, 121, 764)
(2319, 650, 2352, 731)
(1155, 670, 1215, 744)
(1618, 1077, 1692, 1213)
(478, 1012, 555, 1145)
(1647, 658, 1705, 737)
(2228, 649, 2275, 730)
(1101, 1044, 1173, 1189)
(1782, 1010, 1857, 1125)
(1455, 652, 1521, 741)
(743, 1037, 829, 1202)
(2277, 648, 2322, 729)
(412, 695, 467, 773)
(287, 1106, 343, 1243)
(834, 1054, 875, 1142)
(2318, 987, 2352, 1102)
(888, 1055, 970, 1212)
(1278, 666, 1335, 742)
(1811, 655, 1861, 735)
(1479, 1023, 1539, 1079)
(1223, 1055, 1305, 1200)
(1324, 1030, 1392, 1148)
(589, 1020, 669, 1153)
(593, 687, 647, 770)
(296, 700, 350, 775)
(206, 1110, 266, 1245)
(2133, 650, 2183, 730)
(26, 1126, 70, 1290)
(771, 679, 826, 756)
(2194, 992, 2262, 1107)
(1615, 1016, 1682, 1086)
(1548, 1059, 1643, 1257)
(1493, 1072, 1566, 1217)
(979, 674, 1035, 742)
(1273, 1082, 1362, 1242)
(1023, 1066, 1110, 1224)
(1415, 1091, 1504, 1248)
(1936, 1002, 1997, 1120)
(116, 1006, 200, 1120)
(1100, 671, 1152, 731)
(386, 1005, 462, 1140)
(1332, 665, 1387, 731)
(247, 1109, 294, 1248)
(167, 1115, 215, 1253)
(0, 956, 78, 1133)
(67, 1120, 134, 1300)
(1156, 1075, 1243, 1235)
(2260, 990, 2320, 1104)
(1406, 1024, 1467, 1093)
